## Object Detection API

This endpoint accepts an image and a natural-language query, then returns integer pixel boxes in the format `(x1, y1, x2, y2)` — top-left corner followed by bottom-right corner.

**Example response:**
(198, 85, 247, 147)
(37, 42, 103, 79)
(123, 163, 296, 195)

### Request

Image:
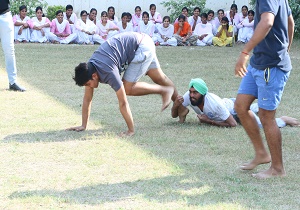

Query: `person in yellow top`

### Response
(212, 16, 233, 46)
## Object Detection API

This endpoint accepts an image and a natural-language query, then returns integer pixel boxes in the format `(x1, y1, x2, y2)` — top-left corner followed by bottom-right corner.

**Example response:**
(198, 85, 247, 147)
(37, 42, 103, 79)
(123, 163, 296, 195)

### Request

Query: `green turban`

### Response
(189, 78, 208, 95)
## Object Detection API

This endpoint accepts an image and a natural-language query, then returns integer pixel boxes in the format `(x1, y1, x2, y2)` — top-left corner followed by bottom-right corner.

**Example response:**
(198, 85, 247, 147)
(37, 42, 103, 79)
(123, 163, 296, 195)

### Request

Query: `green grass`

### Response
(0, 41, 300, 209)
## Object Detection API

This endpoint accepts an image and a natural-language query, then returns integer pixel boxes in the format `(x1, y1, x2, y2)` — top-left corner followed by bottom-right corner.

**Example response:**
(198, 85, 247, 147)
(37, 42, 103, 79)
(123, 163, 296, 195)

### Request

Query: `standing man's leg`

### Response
(235, 94, 271, 170)
(235, 65, 271, 171)
(0, 12, 25, 91)
(254, 108, 285, 179)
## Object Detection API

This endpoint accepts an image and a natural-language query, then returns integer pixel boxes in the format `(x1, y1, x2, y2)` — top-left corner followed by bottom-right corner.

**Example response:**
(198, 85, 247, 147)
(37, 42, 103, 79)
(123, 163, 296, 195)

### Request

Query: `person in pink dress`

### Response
(29, 6, 52, 43)
(149, 3, 162, 32)
(132, 6, 142, 32)
(13, 5, 31, 43)
(97, 11, 119, 40)
(48, 10, 77, 44)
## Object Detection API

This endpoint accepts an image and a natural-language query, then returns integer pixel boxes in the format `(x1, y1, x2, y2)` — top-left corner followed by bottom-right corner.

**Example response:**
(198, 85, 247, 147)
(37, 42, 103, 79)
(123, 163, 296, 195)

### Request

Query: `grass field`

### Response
(0, 41, 300, 209)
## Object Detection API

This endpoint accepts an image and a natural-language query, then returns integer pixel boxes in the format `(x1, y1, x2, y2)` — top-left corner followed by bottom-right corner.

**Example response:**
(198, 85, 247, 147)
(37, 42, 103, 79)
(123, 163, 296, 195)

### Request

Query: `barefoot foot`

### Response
(240, 156, 271, 170)
(252, 167, 286, 179)
(161, 86, 174, 111)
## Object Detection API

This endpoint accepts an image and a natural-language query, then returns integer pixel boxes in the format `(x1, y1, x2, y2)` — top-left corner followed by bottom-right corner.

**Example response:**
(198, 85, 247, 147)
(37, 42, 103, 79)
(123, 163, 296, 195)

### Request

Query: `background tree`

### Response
(161, 0, 207, 22)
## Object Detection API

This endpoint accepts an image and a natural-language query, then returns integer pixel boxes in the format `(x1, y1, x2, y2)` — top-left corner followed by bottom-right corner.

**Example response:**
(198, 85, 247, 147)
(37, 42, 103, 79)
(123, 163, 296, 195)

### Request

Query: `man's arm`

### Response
(197, 114, 237, 127)
(287, 14, 294, 52)
(235, 12, 275, 77)
(67, 86, 94, 131)
(171, 95, 189, 123)
(115, 85, 135, 136)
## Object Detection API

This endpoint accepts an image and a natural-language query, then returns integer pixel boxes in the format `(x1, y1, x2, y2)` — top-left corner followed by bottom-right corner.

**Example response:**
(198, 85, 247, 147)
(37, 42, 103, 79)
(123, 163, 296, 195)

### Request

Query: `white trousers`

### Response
(0, 11, 17, 84)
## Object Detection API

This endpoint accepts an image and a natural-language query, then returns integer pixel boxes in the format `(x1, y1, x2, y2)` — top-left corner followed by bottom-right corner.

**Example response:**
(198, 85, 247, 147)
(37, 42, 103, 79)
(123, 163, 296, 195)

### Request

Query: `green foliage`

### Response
(46, 5, 64, 21)
(161, 0, 206, 22)
(250, 0, 300, 37)
(10, 0, 48, 17)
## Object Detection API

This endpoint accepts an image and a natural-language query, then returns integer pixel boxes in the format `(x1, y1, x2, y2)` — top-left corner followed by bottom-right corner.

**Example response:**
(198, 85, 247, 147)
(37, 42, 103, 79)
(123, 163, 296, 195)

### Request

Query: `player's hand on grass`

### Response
(66, 125, 86, 132)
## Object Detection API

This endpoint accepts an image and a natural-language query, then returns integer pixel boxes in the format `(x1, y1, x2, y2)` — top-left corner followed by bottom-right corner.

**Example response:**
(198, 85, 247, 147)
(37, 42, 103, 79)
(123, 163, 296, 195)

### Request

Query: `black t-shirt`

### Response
(0, 0, 9, 12)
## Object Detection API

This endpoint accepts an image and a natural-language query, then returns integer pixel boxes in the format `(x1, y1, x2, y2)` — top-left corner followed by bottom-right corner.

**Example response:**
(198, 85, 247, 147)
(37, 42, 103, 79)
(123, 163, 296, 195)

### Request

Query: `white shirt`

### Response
(182, 91, 234, 122)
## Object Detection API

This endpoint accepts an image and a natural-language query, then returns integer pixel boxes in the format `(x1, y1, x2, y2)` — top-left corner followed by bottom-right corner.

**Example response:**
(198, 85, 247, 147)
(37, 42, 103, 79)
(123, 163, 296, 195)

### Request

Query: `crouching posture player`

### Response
(171, 78, 299, 128)
(67, 32, 177, 136)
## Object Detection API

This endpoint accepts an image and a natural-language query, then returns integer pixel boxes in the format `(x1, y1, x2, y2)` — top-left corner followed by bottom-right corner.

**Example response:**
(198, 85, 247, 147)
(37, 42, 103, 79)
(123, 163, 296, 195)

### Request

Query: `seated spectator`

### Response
(194, 13, 213, 46)
(88, 8, 98, 25)
(174, 7, 189, 24)
(30, 6, 51, 43)
(173, 14, 198, 46)
(75, 10, 104, 45)
(207, 10, 215, 23)
(107, 6, 118, 25)
(63, 4, 77, 33)
(153, 16, 177, 46)
(212, 16, 233, 47)
(236, 10, 254, 44)
(188, 7, 201, 31)
(13, 5, 31, 43)
(238, 5, 249, 23)
(212, 9, 224, 35)
(137, 11, 155, 38)
(127, 13, 133, 26)
(226, 3, 239, 26)
(48, 10, 77, 44)
(132, 6, 142, 32)
(171, 78, 300, 128)
(117, 12, 133, 33)
(225, 4, 239, 36)
(149, 4, 162, 25)
(98, 11, 119, 40)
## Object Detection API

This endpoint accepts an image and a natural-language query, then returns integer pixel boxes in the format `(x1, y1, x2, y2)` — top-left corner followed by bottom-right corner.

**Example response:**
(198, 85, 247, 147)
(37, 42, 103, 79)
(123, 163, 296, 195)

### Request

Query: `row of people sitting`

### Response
(13, 4, 254, 46)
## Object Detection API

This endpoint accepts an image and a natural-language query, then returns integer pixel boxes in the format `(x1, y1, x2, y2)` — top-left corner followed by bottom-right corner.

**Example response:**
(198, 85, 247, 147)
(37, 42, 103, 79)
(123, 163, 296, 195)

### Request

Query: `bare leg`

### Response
(235, 94, 271, 170)
(146, 68, 178, 101)
(122, 68, 176, 111)
(252, 109, 286, 179)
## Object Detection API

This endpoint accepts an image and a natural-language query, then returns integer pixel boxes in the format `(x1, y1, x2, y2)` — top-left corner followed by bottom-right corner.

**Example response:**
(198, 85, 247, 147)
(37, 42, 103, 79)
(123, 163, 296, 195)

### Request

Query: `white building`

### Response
(45, 0, 252, 18)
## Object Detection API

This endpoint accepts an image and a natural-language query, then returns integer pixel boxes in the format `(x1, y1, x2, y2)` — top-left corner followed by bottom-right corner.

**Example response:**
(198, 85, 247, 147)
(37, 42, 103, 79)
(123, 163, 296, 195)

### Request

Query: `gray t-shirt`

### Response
(250, 0, 292, 71)
(89, 32, 139, 91)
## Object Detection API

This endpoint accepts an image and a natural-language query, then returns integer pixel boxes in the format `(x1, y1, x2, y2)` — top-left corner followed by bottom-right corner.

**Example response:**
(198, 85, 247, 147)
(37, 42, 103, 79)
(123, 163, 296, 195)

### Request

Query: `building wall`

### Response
(45, 0, 251, 18)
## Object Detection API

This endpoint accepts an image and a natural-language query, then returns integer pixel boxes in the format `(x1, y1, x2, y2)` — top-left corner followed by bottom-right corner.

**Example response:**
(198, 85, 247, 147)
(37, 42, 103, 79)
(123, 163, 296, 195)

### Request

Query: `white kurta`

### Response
(193, 23, 214, 46)
(97, 20, 119, 40)
(13, 15, 31, 42)
(76, 19, 104, 44)
(137, 21, 155, 37)
(63, 12, 78, 33)
(117, 21, 134, 33)
(30, 17, 51, 43)
(153, 23, 177, 46)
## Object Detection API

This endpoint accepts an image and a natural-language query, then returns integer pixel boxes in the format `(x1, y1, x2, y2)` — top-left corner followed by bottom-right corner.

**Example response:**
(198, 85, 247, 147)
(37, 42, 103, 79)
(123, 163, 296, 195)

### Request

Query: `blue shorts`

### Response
(237, 65, 290, 110)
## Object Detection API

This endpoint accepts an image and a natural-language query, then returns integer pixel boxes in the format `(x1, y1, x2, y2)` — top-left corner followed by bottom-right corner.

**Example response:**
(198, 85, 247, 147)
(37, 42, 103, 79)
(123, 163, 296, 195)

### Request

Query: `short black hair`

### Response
(248, 10, 255, 16)
(142, 11, 149, 18)
(66, 4, 73, 11)
(121, 12, 128, 18)
(178, 14, 186, 21)
(201, 13, 208, 19)
(73, 63, 94, 86)
(56, 10, 63, 16)
(19, 5, 27, 11)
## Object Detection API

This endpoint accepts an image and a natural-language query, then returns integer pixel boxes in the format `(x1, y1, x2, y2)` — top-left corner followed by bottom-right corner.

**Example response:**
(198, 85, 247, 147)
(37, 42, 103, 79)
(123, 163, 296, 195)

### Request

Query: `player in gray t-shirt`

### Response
(68, 32, 177, 137)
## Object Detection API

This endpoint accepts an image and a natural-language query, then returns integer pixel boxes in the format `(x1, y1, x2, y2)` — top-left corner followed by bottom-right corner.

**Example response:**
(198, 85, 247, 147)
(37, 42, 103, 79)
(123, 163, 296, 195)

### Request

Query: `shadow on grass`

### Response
(2, 129, 107, 143)
(9, 175, 215, 206)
